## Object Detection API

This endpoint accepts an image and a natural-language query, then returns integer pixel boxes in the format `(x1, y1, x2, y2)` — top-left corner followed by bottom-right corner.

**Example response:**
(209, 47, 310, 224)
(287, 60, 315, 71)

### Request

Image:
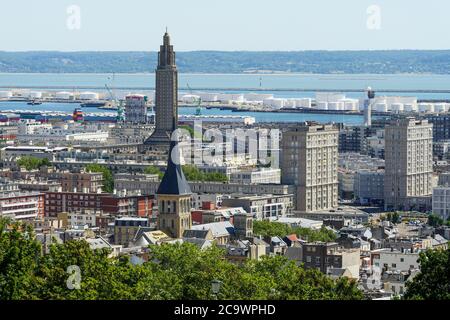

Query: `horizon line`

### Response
(2, 49, 450, 53)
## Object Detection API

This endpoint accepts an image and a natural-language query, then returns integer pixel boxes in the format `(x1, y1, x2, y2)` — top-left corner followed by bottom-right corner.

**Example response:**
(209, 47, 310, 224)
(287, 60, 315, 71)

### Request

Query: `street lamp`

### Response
(211, 279, 223, 299)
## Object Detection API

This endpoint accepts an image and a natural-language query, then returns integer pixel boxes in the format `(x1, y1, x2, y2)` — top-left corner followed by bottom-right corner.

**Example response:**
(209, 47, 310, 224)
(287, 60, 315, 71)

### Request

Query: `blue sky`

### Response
(1, 0, 449, 51)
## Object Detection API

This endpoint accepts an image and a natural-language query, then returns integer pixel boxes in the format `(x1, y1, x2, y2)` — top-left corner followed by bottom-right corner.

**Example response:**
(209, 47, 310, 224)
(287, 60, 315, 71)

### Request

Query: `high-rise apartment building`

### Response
(125, 94, 147, 124)
(384, 118, 433, 211)
(281, 124, 339, 212)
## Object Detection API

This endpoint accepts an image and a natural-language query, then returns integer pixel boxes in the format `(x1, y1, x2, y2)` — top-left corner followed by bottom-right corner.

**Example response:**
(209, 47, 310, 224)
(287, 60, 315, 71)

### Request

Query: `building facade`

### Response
(125, 94, 147, 124)
(432, 187, 450, 221)
(282, 124, 339, 211)
(384, 118, 433, 211)
(0, 191, 44, 220)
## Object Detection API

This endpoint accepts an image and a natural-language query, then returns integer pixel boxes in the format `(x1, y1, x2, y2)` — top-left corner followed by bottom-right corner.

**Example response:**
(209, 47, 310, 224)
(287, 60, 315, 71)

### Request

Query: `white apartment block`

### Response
(371, 248, 420, 272)
(229, 168, 281, 184)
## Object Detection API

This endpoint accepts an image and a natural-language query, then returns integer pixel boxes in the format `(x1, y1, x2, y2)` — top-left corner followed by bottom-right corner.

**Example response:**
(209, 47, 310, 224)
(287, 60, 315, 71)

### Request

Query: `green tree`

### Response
(0, 218, 42, 300)
(253, 220, 337, 242)
(144, 165, 163, 179)
(385, 212, 401, 224)
(403, 249, 450, 300)
(17, 156, 51, 170)
(85, 164, 113, 193)
(428, 214, 444, 227)
(182, 165, 228, 182)
(0, 220, 362, 301)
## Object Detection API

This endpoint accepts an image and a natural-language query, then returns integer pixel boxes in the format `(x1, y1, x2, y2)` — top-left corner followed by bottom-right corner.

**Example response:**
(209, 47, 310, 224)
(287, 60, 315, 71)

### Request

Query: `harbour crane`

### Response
(105, 75, 125, 122)
(186, 83, 202, 116)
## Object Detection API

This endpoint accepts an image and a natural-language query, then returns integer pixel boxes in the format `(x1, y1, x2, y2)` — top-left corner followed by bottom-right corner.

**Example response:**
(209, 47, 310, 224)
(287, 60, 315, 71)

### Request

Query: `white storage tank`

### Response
(263, 98, 285, 109)
(342, 99, 358, 111)
(390, 103, 404, 113)
(29, 91, 42, 99)
(418, 103, 434, 113)
(434, 103, 447, 113)
(198, 93, 218, 102)
(295, 98, 312, 108)
(55, 91, 72, 100)
(375, 103, 388, 112)
(316, 101, 328, 110)
(403, 103, 417, 112)
(328, 102, 343, 110)
(284, 99, 296, 108)
(244, 93, 274, 101)
(181, 94, 200, 104)
(217, 93, 244, 103)
(0, 91, 12, 98)
(79, 92, 99, 100)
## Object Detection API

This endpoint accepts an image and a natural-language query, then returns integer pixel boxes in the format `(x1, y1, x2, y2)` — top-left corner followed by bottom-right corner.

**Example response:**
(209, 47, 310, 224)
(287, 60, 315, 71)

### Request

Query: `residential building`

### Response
(384, 118, 433, 211)
(371, 248, 420, 273)
(281, 124, 339, 211)
(114, 217, 149, 246)
(229, 168, 281, 184)
(44, 191, 154, 218)
(191, 221, 235, 245)
(432, 186, 450, 220)
(221, 194, 293, 220)
(0, 190, 45, 220)
(301, 242, 361, 279)
(125, 94, 148, 124)
(354, 170, 385, 205)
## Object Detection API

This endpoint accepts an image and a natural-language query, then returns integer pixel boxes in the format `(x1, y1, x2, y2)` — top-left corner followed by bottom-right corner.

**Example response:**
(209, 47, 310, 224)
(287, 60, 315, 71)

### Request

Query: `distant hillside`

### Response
(1, 50, 450, 74)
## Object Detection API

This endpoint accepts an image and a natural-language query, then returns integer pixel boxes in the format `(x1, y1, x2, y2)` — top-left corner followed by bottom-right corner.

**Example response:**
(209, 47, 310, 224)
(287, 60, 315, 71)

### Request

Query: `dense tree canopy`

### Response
(85, 164, 114, 193)
(0, 218, 361, 300)
(253, 220, 337, 242)
(143, 165, 163, 180)
(16, 156, 51, 171)
(427, 214, 447, 227)
(182, 165, 228, 182)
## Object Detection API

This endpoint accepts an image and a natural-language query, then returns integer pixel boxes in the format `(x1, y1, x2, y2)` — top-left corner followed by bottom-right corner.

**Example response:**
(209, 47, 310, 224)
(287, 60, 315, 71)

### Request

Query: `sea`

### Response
(1, 73, 450, 125)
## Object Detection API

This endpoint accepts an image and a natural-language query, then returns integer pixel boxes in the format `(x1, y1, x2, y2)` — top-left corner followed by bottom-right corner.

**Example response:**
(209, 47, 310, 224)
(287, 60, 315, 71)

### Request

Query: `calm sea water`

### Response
(1, 73, 450, 99)
(0, 73, 448, 125)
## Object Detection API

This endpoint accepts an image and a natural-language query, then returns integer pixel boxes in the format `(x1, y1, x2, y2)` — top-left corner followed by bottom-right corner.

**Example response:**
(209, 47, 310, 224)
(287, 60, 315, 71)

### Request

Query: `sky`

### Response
(0, 0, 449, 51)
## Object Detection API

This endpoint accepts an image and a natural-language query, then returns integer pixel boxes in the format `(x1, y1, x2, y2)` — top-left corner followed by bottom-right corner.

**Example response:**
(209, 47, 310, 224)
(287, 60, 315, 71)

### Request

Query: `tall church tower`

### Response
(156, 138, 192, 238)
(144, 30, 178, 150)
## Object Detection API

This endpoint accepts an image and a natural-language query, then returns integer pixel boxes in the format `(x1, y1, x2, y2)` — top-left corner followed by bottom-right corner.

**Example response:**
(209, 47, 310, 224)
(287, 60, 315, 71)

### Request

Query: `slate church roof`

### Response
(157, 140, 191, 195)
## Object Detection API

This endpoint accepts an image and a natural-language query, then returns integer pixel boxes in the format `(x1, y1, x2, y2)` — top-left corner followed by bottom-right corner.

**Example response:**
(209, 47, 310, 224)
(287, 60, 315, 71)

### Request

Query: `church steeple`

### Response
(143, 29, 178, 150)
(157, 139, 191, 196)
(156, 137, 192, 239)
(159, 29, 175, 68)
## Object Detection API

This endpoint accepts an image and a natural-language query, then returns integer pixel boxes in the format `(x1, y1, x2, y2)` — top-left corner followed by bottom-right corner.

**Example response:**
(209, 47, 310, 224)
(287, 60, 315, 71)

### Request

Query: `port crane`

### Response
(186, 83, 202, 116)
(105, 74, 125, 122)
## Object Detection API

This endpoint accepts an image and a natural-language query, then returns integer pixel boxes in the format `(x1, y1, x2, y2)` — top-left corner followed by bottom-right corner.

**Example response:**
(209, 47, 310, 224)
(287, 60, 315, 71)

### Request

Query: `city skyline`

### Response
(2, 0, 450, 51)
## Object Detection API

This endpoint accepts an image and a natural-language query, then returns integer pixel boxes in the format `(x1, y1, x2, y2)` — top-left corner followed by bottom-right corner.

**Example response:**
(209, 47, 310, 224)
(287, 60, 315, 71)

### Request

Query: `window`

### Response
(306, 256, 311, 263)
